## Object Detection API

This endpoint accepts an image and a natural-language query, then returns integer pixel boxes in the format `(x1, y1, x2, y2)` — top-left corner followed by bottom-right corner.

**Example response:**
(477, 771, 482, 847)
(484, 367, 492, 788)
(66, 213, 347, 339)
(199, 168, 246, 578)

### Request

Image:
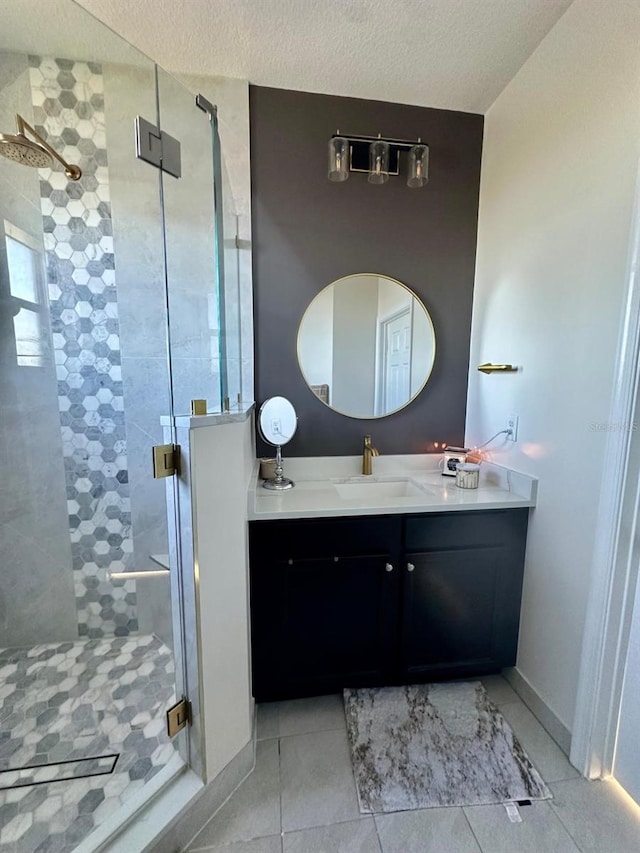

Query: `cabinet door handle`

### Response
(407, 562, 415, 572)
(385, 563, 394, 573)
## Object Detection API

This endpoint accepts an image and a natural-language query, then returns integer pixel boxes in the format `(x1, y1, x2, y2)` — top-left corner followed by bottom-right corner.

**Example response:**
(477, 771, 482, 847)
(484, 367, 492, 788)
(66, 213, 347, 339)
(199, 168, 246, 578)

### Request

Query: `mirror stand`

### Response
(263, 445, 294, 490)
(258, 396, 297, 490)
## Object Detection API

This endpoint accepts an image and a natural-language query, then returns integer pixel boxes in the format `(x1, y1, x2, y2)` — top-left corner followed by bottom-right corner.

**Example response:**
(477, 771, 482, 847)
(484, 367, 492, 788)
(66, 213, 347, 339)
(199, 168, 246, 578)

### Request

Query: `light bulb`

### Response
(407, 143, 429, 188)
(328, 137, 349, 182)
(368, 140, 389, 185)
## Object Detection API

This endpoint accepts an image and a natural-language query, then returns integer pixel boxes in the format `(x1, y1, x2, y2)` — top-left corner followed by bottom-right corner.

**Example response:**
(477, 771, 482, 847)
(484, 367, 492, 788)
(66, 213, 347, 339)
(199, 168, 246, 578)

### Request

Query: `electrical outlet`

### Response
(506, 413, 519, 442)
(271, 418, 282, 435)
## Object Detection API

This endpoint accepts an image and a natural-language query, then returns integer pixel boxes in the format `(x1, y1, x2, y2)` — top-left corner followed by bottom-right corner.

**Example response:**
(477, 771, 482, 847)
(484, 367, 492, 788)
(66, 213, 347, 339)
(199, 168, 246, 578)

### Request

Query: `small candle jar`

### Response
(456, 462, 480, 489)
(259, 458, 277, 480)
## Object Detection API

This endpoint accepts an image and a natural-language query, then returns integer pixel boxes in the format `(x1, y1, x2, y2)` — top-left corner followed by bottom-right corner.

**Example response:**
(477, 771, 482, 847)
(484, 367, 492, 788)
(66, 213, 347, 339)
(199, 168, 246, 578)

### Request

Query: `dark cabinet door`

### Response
(401, 547, 508, 678)
(401, 509, 528, 680)
(251, 552, 399, 701)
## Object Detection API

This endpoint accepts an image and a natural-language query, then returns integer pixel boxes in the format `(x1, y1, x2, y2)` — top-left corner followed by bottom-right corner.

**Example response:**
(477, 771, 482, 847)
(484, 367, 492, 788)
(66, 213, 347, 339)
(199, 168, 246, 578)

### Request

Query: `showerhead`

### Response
(0, 114, 82, 180)
(0, 132, 53, 169)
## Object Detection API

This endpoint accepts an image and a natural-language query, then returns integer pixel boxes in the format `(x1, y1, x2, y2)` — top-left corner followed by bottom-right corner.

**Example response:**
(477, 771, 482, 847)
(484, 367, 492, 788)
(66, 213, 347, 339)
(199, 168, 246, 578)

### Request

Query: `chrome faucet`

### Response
(362, 435, 380, 475)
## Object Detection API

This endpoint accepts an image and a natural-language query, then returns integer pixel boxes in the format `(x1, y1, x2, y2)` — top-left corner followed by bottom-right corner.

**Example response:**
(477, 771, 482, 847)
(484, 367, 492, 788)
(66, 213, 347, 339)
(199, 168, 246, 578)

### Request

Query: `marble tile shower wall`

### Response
(0, 52, 77, 648)
(28, 56, 137, 638)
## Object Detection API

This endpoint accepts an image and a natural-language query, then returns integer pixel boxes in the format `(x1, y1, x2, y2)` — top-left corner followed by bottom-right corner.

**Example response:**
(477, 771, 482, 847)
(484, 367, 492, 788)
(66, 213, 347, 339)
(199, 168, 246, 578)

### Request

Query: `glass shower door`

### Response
(0, 4, 197, 848)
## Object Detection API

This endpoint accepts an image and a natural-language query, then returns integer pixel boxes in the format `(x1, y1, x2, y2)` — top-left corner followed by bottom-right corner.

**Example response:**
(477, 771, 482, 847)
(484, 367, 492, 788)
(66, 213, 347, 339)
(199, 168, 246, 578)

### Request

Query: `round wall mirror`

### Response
(297, 274, 436, 419)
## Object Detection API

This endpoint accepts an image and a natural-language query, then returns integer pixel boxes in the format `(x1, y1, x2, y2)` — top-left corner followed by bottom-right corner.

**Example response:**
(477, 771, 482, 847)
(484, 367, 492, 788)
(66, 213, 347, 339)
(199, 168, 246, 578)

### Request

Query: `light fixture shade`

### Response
(407, 143, 429, 188)
(328, 137, 349, 182)
(368, 140, 389, 185)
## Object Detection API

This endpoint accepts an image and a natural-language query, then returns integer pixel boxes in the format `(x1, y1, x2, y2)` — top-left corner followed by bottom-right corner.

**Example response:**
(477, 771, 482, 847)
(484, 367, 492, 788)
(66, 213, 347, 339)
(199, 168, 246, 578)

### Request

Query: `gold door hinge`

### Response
(152, 443, 180, 479)
(166, 697, 192, 738)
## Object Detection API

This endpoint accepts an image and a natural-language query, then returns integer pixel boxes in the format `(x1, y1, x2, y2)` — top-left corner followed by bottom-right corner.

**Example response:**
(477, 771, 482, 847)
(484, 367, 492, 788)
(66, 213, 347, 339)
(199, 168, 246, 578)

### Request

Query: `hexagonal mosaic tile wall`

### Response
(28, 56, 137, 638)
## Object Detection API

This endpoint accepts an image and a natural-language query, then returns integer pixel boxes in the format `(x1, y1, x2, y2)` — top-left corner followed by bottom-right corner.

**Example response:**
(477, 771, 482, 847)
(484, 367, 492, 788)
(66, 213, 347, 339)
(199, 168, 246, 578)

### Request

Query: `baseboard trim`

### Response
(503, 667, 572, 757)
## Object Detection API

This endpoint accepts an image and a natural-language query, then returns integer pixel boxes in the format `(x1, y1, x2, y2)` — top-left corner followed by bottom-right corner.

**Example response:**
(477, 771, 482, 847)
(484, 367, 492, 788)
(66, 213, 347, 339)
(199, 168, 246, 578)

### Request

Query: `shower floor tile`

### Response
(0, 634, 179, 852)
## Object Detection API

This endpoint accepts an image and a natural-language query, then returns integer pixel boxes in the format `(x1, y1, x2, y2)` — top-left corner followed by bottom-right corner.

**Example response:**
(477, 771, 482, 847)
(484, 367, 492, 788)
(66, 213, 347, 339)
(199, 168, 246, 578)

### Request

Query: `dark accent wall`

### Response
(250, 86, 483, 457)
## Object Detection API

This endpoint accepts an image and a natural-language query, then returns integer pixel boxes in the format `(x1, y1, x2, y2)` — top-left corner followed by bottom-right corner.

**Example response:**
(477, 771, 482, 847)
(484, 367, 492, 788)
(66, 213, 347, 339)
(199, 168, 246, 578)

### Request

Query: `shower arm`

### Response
(15, 113, 82, 180)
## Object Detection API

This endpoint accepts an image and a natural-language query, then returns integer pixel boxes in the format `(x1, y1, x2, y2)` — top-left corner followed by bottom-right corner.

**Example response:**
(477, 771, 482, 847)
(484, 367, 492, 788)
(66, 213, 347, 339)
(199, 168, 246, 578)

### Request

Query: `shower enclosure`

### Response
(0, 2, 243, 850)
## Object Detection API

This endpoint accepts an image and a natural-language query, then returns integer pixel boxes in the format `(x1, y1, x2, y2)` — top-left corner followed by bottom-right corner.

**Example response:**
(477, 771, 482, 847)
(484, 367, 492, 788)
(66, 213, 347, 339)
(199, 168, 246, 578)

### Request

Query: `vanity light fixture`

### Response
(327, 131, 429, 188)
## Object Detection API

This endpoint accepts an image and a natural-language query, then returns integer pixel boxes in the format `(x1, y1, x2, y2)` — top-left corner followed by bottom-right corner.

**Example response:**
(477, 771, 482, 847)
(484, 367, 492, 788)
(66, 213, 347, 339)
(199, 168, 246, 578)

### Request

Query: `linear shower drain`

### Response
(0, 753, 119, 790)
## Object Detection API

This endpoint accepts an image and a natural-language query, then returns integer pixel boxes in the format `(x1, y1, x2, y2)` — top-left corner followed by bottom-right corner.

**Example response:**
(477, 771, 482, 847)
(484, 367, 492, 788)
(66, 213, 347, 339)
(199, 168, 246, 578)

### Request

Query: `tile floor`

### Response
(185, 676, 640, 853)
(0, 634, 179, 852)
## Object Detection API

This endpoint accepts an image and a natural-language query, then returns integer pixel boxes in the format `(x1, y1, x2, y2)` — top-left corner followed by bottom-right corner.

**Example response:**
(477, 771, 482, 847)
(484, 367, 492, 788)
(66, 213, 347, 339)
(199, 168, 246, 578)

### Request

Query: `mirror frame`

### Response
(296, 273, 436, 420)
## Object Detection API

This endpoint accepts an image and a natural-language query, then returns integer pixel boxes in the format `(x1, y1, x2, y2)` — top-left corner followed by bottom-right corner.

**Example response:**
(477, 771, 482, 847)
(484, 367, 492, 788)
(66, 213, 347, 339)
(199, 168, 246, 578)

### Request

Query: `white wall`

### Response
(298, 285, 334, 387)
(332, 276, 378, 417)
(190, 417, 255, 779)
(377, 276, 411, 319)
(411, 306, 434, 398)
(465, 0, 640, 731)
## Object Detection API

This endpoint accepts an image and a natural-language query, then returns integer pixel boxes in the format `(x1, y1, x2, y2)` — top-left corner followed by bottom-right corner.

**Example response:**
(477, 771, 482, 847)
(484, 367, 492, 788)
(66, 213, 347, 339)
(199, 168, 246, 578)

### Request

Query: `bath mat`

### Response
(344, 681, 551, 813)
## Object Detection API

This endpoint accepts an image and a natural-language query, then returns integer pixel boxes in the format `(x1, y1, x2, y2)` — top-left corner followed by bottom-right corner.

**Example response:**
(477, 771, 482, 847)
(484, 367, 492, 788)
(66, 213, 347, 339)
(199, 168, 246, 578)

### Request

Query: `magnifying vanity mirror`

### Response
(297, 274, 435, 419)
(258, 396, 297, 490)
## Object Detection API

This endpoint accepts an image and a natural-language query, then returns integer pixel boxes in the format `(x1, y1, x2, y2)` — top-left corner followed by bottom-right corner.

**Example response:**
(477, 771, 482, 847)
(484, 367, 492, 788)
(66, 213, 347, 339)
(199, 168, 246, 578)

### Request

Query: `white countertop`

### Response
(248, 455, 537, 521)
(161, 401, 255, 429)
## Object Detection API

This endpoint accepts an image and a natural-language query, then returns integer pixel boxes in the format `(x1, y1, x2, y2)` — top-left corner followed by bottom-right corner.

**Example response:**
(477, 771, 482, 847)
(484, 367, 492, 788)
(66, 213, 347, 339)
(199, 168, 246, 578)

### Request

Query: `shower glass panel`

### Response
(219, 154, 243, 408)
(158, 72, 243, 415)
(0, 2, 211, 849)
(157, 68, 220, 416)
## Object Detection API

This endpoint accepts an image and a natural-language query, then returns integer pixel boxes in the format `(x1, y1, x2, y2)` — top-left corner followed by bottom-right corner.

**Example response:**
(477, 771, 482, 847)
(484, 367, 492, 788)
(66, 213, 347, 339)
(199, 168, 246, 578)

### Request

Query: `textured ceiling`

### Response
(0, 0, 148, 65)
(72, 0, 574, 113)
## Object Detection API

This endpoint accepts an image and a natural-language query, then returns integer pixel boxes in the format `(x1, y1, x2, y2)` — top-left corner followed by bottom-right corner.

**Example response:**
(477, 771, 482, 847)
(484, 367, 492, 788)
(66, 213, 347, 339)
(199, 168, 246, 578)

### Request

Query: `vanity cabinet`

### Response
(249, 517, 400, 701)
(249, 509, 528, 701)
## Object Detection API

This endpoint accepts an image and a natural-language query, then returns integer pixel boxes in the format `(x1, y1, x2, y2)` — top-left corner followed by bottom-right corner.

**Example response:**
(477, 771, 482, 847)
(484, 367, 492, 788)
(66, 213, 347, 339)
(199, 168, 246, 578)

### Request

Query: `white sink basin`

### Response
(334, 479, 429, 500)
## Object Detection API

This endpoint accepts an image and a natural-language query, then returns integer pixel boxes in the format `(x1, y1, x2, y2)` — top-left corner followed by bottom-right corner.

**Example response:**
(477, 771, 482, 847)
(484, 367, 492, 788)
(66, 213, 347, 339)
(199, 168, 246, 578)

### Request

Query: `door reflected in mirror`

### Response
(297, 274, 436, 419)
